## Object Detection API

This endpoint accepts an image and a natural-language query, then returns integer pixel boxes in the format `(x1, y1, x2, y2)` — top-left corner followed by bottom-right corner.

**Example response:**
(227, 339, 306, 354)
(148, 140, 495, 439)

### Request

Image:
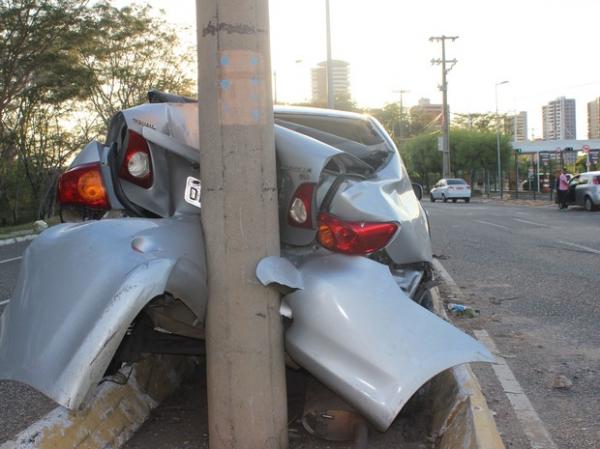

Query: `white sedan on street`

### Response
(430, 178, 471, 203)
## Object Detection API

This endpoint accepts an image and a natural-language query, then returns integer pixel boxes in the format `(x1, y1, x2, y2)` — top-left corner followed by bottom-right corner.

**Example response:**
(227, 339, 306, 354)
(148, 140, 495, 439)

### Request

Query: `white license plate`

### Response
(184, 176, 202, 208)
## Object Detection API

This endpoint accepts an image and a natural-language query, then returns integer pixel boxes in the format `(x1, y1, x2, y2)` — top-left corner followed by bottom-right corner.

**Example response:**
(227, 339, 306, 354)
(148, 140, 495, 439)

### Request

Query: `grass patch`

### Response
(0, 216, 60, 238)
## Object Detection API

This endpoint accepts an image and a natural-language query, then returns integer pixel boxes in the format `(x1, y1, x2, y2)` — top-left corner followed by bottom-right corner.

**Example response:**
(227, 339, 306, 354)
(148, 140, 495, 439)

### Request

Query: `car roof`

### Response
(580, 171, 600, 176)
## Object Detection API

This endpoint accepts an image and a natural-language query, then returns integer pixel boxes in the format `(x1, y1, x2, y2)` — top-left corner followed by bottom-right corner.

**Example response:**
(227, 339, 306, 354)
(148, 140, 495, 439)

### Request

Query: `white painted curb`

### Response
(0, 234, 36, 247)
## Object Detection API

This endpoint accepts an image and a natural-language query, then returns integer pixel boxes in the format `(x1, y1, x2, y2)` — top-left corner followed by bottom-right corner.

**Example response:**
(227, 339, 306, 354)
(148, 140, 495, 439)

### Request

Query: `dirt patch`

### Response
(122, 361, 433, 449)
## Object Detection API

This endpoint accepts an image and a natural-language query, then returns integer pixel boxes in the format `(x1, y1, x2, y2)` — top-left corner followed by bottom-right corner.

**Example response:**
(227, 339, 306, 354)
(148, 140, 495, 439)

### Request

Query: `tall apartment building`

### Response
(409, 98, 443, 127)
(506, 111, 528, 141)
(587, 97, 600, 139)
(311, 60, 350, 104)
(542, 97, 576, 140)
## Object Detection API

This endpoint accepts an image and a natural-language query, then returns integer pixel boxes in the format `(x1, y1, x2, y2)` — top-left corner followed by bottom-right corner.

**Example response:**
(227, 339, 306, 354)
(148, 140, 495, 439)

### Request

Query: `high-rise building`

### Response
(506, 111, 528, 141)
(311, 60, 350, 104)
(409, 98, 443, 127)
(542, 97, 576, 140)
(587, 97, 600, 139)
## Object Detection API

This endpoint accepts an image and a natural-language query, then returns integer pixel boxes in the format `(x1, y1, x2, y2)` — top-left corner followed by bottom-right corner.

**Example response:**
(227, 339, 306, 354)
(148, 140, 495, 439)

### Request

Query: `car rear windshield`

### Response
(274, 113, 393, 170)
(447, 179, 467, 185)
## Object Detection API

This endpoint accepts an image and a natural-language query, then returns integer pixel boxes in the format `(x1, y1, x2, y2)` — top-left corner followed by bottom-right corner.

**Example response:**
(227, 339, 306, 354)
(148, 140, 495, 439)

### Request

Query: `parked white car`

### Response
(430, 178, 471, 203)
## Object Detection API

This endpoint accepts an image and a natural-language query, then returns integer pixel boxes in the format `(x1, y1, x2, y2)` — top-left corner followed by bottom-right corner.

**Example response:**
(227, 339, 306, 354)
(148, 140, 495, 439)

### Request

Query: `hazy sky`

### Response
(138, 0, 600, 140)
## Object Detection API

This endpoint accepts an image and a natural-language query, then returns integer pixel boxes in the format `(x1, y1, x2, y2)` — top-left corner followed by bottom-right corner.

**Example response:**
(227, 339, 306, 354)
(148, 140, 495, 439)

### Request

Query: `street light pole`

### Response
(495, 80, 509, 199)
(325, 0, 334, 109)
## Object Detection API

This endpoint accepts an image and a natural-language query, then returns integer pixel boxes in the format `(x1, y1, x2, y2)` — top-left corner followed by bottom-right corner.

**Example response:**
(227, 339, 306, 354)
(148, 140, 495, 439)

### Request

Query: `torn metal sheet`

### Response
(282, 253, 493, 431)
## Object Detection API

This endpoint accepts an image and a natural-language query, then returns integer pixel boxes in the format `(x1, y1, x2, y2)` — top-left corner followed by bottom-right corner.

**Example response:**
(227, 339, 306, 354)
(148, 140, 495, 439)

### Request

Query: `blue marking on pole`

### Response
(220, 55, 230, 66)
(220, 79, 231, 90)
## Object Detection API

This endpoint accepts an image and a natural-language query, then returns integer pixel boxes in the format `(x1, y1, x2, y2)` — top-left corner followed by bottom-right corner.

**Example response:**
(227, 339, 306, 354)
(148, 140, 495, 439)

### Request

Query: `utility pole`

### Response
(196, 1, 287, 449)
(325, 0, 334, 109)
(430, 35, 458, 178)
(392, 89, 409, 142)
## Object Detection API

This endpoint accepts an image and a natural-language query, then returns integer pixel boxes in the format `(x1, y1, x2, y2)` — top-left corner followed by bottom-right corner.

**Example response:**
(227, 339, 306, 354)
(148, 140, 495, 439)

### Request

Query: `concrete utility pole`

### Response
(326, 0, 334, 109)
(430, 35, 458, 178)
(392, 89, 409, 142)
(196, 1, 287, 449)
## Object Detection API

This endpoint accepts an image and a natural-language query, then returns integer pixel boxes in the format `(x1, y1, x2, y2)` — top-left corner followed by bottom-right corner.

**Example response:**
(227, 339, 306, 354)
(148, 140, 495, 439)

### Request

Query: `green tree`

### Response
(82, 2, 196, 130)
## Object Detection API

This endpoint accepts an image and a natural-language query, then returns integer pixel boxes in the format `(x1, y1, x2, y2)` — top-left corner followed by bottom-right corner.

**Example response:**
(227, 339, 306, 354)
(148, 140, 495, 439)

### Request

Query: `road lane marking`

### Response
(474, 329, 559, 449)
(0, 256, 22, 265)
(513, 218, 550, 227)
(557, 240, 600, 255)
(475, 220, 510, 230)
(0, 299, 9, 306)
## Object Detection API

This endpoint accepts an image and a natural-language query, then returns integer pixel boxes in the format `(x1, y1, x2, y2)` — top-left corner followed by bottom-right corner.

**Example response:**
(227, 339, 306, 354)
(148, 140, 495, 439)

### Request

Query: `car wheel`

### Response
(452, 198, 457, 203)
(465, 198, 470, 203)
(584, 196, 595, 211)
(430, 194, 436, 202)
(442, 194, 447, 203)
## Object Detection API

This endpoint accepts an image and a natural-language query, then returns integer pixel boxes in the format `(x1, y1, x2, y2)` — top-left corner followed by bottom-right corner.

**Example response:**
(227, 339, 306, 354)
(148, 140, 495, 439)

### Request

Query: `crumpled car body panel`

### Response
(0, 217, 206, 409)
(257, 254, 493, 431)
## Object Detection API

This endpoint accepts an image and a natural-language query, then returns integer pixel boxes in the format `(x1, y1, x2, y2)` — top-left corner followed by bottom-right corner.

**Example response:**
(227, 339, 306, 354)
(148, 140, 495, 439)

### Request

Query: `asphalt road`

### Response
(425, 199, 600, 449)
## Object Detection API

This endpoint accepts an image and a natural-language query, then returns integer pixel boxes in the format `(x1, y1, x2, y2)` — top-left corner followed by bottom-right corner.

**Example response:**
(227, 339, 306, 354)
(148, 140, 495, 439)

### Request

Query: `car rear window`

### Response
(274, 113, 393, 170)
(447, 179, 467, 185)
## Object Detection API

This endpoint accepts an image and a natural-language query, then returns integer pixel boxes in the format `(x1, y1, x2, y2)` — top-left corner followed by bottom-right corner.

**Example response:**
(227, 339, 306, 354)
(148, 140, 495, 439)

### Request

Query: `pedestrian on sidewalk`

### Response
(557, 168, 569, 209)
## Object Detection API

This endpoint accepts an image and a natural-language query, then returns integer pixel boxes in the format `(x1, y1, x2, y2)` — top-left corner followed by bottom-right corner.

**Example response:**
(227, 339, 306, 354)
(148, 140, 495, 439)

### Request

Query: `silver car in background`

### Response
(566, 171, 600, 211)
(430, 178, 472, 203)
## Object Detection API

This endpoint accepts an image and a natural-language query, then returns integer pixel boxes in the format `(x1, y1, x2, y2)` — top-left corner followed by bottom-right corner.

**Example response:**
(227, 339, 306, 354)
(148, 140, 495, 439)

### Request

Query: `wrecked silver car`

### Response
(0, 92, 492, 431)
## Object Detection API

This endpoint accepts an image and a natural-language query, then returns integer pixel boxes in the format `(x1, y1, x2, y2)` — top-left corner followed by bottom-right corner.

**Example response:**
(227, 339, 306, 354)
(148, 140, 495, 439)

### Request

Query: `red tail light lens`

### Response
(58, 162, 110, 209)
(288, 183, 316, 228)
(119, 130, 153, 188)
(593, 177, 600, 185)
(317, 212, 398, 255)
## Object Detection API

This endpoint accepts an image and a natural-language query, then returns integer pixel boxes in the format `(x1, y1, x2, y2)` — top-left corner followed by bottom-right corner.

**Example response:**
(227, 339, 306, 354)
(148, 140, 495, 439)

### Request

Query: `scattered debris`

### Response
(33, 220, 48, 232)
(548, 374, 573, 390)
(447, 303, 480, 318)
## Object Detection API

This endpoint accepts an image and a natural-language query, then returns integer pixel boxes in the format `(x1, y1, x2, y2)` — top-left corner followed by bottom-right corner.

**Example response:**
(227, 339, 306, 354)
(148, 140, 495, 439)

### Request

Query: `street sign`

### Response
(437, 136, 444, 152)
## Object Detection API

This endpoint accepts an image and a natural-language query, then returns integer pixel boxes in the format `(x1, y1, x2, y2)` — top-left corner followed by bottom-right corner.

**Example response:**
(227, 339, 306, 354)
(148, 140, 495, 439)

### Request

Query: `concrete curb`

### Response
(0, 233, 36, 247)
(1, 355, 195, 449)
(429, 260, 506, 449)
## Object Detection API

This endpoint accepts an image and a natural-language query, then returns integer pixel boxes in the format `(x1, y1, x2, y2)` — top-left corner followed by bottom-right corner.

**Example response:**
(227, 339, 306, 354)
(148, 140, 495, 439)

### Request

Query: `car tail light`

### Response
(288, 183, 315, 228)
(317, 212, 398, 255)
(593, 177, 600, 185)
(58, 162, 110, 209)
(119, 130, 153, 188)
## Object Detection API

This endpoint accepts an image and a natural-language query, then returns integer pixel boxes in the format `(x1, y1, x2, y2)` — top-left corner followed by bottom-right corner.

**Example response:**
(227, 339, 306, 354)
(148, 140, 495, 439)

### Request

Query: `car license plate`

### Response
(184, 176, 202, 208)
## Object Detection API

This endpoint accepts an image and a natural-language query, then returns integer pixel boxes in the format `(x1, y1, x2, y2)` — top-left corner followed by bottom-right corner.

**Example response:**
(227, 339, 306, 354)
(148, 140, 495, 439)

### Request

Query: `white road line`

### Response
(557, 240, 600, 255)
(0, 299, 9, 306)
(513, 218, 550, 227)
(474, 220, 510, 230)
(474, 329, 558, 449)
(0, 256, 22, 265)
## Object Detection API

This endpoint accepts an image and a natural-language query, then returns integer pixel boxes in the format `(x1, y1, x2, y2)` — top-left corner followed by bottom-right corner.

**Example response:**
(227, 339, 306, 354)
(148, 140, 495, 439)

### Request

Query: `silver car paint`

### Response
(0, 216, 207, 409)
(0, 103, 468, 427)
(257, 253, 493, 431)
